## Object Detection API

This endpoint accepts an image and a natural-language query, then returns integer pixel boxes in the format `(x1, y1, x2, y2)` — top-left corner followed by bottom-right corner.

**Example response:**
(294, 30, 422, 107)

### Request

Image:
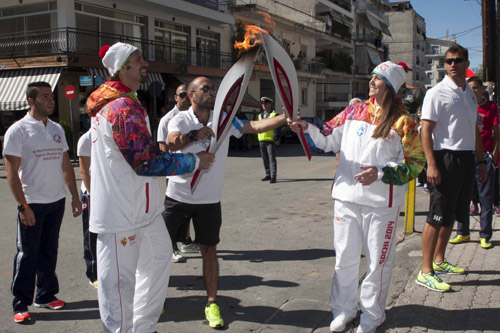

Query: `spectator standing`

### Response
(4, 81, 82, 324)
(449, 76, 499, 249)
(258, 96, 281, 183)
(77, 129, 98, 287)
(86, 43, 213, 332)
(416, 44, 487, 293)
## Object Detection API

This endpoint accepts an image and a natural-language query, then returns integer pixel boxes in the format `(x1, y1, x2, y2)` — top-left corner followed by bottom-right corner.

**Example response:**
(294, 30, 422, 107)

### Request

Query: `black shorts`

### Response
(162, 196, 222, 246)
(426, 150, 475, 227)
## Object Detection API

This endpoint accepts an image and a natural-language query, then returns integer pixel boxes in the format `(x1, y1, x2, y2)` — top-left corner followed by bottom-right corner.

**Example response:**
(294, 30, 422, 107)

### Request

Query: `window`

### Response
(427, 58, 433, 65)
(301, 88, 308, 106)
(154, 20, 190, 63)
(431, 45, 439, 55)
(427, 72, 433, 79)
(196, 28, 220, 68)
(0, 2, 56, 33)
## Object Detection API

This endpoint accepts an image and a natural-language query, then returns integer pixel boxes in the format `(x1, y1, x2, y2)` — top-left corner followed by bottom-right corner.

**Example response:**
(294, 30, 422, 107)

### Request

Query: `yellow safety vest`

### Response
(257, 111, 277, 141)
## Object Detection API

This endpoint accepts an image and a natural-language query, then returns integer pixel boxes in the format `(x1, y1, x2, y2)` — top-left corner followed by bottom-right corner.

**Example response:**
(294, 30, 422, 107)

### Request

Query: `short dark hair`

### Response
(445, 43, 468, 61)
(26, 81, 52, 101)
(467, 76, 483, 85)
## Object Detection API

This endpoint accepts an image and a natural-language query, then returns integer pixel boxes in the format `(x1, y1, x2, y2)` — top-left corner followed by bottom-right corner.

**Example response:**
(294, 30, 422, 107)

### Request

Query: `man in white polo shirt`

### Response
(164, 76, 286, 329)
(3, 81, 82, 324)
(416, 44, 487, 292)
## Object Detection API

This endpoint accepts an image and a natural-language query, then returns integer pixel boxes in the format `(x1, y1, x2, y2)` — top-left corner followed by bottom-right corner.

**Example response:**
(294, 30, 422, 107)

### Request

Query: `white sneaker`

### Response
(172, 250, 186, 263)
(329, 316, 352, 332)
(356, 323, 377, 333)
(180, 242, 200, 253)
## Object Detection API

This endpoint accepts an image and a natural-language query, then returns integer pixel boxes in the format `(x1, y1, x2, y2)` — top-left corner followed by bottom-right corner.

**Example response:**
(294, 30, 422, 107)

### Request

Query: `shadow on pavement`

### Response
(217, 248, 335, 262)
(169, 274, 299, 291)
(161, 295, 331, 330)
(382, 305, 500, 331)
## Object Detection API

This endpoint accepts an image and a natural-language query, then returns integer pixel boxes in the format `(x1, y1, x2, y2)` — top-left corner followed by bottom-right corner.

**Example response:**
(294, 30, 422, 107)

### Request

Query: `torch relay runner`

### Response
(86, 42, 214, 333)
(289, 61, 425, 333)
(164, 76, 286, 329)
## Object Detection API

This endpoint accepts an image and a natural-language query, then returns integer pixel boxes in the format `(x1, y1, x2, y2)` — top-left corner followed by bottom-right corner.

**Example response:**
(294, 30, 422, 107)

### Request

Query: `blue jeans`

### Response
(259, 141, 277, 179)
(456, 152, 495, 241)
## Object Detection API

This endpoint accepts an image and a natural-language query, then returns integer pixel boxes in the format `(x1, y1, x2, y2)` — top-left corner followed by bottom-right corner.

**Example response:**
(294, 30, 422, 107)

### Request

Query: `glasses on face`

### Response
(177, 92, 187, 98)
(193, 85, 217, 94)
(444, 57, 465, 65)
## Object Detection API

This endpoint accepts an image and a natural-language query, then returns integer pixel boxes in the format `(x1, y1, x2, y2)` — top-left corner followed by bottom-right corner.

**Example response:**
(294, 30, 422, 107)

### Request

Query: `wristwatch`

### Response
(188, 130, 198, 142)
(17, 203, 29, 213)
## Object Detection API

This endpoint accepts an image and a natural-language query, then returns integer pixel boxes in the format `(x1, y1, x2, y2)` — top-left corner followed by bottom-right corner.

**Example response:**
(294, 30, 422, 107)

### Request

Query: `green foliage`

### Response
(330, 52, 352, 74)
(471, 65, 483, 80)
(59, 120, 73, 157)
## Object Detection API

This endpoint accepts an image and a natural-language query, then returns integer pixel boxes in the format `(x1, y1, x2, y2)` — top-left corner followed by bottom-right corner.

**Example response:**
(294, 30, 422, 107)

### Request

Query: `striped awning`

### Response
(87, 68, 165, 91)
(0, 68, 62, 111)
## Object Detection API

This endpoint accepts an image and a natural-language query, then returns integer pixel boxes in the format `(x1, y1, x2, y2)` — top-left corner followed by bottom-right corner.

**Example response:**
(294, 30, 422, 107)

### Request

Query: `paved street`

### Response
(0, 143, 498, 332)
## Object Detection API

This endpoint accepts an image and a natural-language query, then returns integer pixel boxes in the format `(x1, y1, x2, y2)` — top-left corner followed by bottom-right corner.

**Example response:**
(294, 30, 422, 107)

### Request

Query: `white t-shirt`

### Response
(3, 112, 69, 204)
(421, 75, 478, 151)
(77, 130, 91, 193)
(157, 105, 180, 143)
(166, 107, 245, 204)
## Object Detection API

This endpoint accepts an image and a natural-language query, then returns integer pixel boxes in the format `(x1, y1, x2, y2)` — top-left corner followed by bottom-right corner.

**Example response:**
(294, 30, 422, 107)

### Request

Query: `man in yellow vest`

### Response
(258, 97, 281, 183)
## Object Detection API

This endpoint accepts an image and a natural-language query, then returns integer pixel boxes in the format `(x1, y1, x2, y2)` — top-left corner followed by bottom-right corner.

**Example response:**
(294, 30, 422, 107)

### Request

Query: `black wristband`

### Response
(188, 130, 198, 142)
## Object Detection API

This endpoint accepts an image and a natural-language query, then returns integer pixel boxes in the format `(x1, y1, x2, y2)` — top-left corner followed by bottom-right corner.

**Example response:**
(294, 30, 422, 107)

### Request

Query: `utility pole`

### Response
(482, 0, 496, 83)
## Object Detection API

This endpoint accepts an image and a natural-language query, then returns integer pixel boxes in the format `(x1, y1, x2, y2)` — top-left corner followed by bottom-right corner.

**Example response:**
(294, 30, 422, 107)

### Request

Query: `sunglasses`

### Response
(444, 58, 465, 65)
(193, 85, 217, 94)
(177, 92, 187, 98)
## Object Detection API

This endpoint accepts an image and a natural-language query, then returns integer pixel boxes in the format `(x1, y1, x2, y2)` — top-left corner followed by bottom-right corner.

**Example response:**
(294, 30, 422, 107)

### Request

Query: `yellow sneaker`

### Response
(449, 234, 470, 244)
(433, 259, 465, 274)
(205, 303, 224, 329)
(415, 270, 451, 292)
(480, 238, 492, 249)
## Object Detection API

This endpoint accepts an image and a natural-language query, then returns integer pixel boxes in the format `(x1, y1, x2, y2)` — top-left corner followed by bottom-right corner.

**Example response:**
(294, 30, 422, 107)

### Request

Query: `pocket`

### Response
(145, 182, 150, 214)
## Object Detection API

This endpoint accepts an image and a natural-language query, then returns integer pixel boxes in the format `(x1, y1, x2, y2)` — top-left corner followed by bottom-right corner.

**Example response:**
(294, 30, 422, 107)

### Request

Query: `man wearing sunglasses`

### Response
(158, 84, 200, 262)
(164, 76, 286, 329)
(417, 44, 487, 292)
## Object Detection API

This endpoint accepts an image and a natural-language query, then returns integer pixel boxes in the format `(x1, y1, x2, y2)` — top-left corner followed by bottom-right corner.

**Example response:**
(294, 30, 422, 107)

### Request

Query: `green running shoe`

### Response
(415, 270, 450, 292)
(433, 259, 465, 274)
(205, 303, 224, 329)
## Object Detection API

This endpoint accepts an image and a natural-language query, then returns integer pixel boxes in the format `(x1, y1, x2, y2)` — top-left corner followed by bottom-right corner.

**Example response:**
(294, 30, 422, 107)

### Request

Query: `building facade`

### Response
(424, 36, 457, 89)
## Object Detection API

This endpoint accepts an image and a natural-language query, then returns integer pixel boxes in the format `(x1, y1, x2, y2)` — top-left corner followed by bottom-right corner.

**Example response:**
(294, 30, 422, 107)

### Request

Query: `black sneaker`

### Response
(261, 176, 271, 181)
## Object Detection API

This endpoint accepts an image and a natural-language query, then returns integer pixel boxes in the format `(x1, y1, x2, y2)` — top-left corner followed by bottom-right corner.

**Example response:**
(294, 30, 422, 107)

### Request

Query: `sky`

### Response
(410, 0, 483, 70)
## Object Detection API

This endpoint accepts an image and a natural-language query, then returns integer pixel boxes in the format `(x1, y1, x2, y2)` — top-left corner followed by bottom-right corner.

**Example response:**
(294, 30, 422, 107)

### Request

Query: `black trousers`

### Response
(12, 198, 65, 313)
(81, 192, 97, 282)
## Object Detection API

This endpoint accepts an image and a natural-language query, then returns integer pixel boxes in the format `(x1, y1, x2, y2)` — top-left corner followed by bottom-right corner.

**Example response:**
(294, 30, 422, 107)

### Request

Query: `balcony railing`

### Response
(316, 92, 349, 103)
(293, 59, 326, 74)
(0, 27, 234, 70)
(355, 0, 388, 22)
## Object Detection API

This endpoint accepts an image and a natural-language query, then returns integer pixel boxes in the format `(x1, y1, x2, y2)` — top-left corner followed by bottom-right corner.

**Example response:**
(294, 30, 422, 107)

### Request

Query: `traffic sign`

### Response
(65, 85, 76, 100)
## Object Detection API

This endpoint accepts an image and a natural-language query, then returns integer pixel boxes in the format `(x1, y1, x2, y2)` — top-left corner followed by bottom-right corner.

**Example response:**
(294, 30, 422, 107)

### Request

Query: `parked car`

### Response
(280, 116, 325, 143)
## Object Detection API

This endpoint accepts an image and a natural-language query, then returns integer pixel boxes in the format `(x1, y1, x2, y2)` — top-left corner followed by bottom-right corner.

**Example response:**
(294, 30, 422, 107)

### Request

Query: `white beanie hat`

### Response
(99, 42, 139, 77)
(371, 61, 408, 92)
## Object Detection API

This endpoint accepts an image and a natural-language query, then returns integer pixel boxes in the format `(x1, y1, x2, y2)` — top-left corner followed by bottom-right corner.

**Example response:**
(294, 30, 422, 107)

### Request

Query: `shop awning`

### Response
(87, 68, 165, 91)
(367, 49, 382, 65)
(175, 75, 261, 108)
(0, 68, 62, 111)
(366, 14, 382, 32)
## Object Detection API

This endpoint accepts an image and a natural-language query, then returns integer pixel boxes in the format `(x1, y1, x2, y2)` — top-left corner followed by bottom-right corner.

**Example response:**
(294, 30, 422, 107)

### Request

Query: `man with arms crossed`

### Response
(87, 43, 213, 332)
(416, 44, 487, 292)
(4, 81, 82, 323)
(165, 76, 286, 328)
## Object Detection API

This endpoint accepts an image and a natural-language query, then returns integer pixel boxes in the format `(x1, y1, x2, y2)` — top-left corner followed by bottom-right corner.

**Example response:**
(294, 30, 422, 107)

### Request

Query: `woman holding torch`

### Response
(289, 61, 425, 333)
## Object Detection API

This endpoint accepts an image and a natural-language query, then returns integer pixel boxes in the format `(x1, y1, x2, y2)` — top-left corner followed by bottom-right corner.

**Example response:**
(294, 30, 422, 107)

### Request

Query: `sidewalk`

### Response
(379, 214, 500, 332)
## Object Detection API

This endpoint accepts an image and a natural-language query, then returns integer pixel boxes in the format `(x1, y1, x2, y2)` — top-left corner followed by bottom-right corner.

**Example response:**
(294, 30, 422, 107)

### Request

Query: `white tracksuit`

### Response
(87, 82, 198, 333)
(305, 99, 424, 329)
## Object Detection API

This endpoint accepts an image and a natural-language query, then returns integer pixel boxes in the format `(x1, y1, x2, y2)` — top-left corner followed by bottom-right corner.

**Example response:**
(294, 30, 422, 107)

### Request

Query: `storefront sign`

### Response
(80, 76, 93, 86)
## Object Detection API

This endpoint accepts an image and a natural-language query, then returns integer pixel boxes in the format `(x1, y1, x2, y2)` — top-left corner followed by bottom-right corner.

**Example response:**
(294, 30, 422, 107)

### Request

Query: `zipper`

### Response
(145, 182, 149, 214)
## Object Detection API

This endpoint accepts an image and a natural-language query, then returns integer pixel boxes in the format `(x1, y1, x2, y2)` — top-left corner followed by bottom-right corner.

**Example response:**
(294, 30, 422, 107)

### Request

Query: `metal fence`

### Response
(0, 28, 234, 70)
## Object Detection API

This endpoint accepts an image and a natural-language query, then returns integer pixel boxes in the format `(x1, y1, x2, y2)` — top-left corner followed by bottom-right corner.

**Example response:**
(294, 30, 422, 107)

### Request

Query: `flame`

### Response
(233, 25, 268, 56)
(257, 11, 276, 27)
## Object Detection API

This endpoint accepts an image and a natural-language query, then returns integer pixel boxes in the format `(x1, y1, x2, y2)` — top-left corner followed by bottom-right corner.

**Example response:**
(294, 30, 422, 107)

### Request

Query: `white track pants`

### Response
(329, 200, 399, 328)
(97, 217, 172, 333)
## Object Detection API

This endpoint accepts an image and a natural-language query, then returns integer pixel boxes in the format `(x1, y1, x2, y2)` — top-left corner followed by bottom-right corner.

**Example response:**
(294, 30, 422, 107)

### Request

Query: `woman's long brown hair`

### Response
(372, 87, 401, 139)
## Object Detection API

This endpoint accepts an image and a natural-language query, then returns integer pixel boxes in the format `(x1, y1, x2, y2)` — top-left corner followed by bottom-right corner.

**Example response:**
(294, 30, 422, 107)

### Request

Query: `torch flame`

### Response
(257, 11, 276, 27)
(233, 25, 268, 56)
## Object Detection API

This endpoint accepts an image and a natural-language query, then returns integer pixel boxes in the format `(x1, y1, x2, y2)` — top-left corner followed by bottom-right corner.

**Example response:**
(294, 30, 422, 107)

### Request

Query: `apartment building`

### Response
(384, 1, 427, 92)
(0, 0, 237, 147)
(425, 37, 456, 89)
